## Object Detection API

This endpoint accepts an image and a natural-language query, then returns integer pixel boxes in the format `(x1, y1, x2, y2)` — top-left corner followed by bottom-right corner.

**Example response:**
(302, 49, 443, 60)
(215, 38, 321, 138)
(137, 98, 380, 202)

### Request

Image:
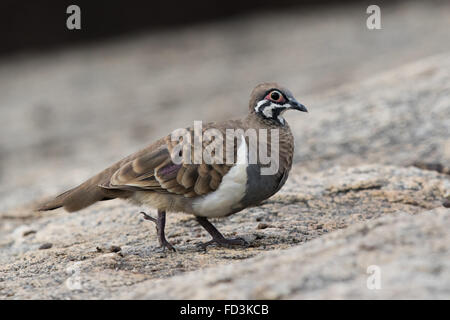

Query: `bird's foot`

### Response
(159, 238, 177, 252)
(141, 211, 176, 252)
(197, 236, 249, 250)
(195, 216, 249, 250)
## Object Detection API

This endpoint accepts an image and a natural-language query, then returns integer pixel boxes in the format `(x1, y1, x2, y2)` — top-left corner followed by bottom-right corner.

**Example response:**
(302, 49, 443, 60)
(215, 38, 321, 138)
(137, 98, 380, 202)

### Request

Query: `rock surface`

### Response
(1, 2, 450, 299)
(0, 163, 448, 299)
(129, 207, 450, 299)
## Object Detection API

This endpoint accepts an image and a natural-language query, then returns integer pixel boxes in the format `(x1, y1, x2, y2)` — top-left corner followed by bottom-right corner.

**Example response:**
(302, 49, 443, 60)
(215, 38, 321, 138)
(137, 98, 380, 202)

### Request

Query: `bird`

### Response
(37, 83, 308, 251)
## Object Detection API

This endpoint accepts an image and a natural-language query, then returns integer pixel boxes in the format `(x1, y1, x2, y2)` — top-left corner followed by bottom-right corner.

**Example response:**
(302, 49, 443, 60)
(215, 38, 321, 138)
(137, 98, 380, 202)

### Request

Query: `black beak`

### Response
(290, 99, 308, 112)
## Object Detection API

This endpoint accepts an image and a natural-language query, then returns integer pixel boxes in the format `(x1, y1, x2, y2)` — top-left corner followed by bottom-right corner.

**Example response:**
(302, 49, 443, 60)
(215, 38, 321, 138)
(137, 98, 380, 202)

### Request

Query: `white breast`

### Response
(192, 136, 248, 217)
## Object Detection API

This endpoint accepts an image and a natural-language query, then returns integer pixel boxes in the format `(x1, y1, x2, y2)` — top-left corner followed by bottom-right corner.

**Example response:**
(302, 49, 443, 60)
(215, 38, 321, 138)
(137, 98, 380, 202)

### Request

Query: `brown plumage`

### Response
(37, 83, 307, 250)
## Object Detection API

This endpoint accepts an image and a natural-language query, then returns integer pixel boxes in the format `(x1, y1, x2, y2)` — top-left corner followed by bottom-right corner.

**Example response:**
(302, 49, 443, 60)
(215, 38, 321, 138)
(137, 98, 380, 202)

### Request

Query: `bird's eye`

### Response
(271, 91, 280, 100)
(265, 90, 284, 103)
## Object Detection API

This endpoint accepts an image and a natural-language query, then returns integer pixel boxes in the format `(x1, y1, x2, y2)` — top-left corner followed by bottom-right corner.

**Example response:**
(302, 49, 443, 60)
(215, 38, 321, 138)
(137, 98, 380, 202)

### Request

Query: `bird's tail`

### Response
(36, 171, 124, 212)
(37, 183, 109, 212)
(37, 189, 71, 211)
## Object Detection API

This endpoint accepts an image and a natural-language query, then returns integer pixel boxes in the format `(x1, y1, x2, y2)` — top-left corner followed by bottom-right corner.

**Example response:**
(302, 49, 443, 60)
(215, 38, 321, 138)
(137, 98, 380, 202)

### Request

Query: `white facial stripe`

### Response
(262, 105, 274, 118)
(255, 99, 291, 124)
(255, 100, 269, 112)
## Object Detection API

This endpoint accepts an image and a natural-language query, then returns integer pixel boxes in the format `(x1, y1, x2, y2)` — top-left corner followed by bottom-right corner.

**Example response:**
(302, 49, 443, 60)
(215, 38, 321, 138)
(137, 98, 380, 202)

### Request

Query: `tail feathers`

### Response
(36, 153, 137, 213)
(37, 183, 108, 212)
(37, 190, 70, 211)
(36, 178, 127, 212)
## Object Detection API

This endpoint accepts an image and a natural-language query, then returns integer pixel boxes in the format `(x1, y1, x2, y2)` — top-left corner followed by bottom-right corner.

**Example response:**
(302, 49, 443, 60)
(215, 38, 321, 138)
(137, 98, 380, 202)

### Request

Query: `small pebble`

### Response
(39, 243, 53, 250)
(110, 246, 122, 253)
(23, 230, 37, 237)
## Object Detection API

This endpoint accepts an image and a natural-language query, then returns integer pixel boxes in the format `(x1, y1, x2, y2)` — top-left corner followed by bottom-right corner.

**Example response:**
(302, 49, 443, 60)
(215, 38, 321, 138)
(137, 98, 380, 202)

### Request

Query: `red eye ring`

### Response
(265, 90, 285, 103)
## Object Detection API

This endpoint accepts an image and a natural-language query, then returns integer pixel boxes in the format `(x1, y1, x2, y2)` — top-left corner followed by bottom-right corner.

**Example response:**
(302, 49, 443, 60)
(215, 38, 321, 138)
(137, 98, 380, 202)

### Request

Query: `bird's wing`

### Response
(99, 130, 236, 197)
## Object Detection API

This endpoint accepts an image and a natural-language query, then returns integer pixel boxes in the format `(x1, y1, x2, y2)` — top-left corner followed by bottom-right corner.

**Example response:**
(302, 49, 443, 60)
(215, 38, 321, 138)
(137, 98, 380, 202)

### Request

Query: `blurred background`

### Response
(1, 0, 449, 211)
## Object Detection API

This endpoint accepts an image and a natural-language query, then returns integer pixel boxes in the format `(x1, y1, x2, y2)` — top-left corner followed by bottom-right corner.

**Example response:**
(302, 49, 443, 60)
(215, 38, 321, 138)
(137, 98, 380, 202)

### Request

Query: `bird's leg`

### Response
(195, 216, 248, 250)
(141, 210, 176, 252)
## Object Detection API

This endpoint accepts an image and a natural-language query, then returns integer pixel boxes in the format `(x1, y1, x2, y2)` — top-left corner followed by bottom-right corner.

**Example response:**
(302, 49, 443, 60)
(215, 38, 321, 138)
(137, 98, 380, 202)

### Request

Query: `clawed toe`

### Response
(195, 216, 249, 250)
(161, 239, 177, 252)
(141, 211, 156, 223)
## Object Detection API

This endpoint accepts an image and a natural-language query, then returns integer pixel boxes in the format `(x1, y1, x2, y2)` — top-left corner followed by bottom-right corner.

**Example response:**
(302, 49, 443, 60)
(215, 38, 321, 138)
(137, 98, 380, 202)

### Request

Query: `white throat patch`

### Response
(255, 99, 290, 124)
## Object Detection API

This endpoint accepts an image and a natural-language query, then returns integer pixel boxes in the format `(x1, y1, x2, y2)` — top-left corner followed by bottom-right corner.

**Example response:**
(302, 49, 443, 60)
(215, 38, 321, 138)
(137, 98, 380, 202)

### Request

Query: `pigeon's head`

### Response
(250, 82, 307, 125)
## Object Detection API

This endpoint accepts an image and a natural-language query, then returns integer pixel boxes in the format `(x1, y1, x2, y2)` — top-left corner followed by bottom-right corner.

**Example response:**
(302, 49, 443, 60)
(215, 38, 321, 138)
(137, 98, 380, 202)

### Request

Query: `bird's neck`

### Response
(246, 112, 289, 130)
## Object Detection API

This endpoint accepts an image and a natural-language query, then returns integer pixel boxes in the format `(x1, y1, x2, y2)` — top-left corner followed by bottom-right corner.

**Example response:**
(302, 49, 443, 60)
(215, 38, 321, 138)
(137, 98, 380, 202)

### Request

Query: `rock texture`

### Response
(0, 163, 448, 299)
(129, 207, 450, 299)
(291, 54, 450, 172)
(1, 2, 450, 299)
